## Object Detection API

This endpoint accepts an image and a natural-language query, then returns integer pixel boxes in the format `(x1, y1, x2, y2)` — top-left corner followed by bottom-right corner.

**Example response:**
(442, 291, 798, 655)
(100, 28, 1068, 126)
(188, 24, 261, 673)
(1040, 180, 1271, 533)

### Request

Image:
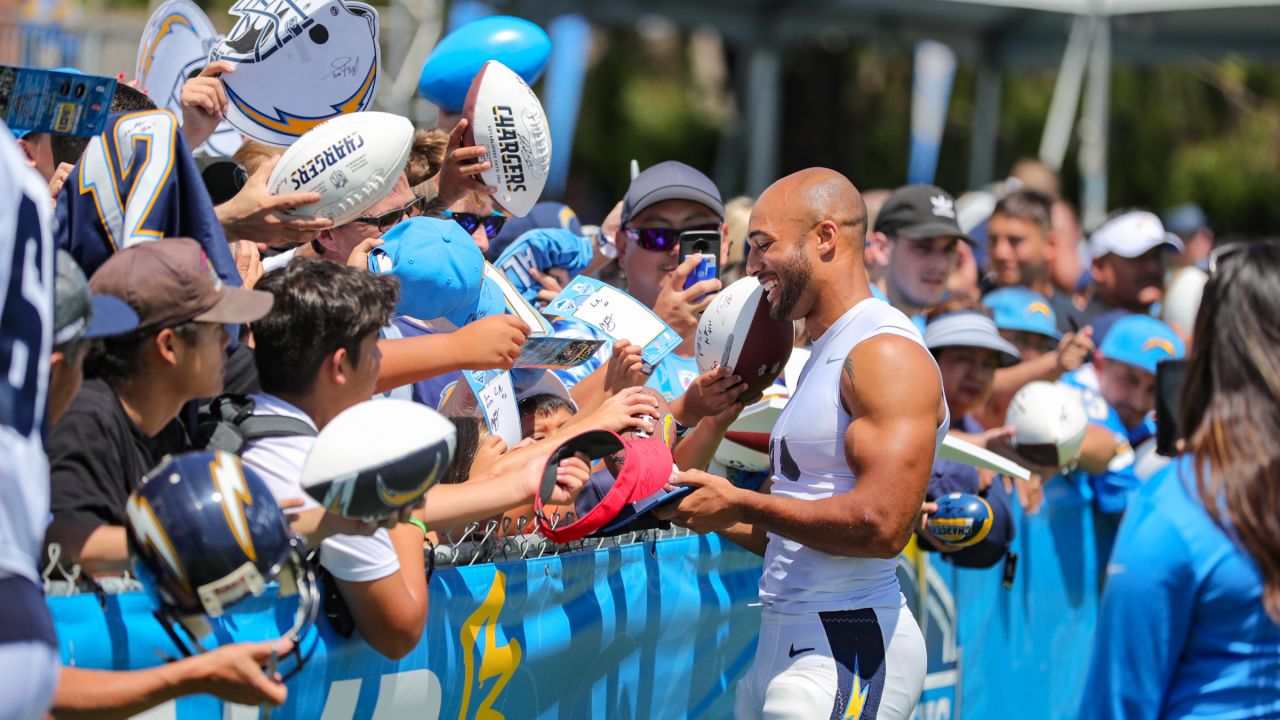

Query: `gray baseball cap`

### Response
(620, 161, 724, 226)
(924, 310, 1021, 367)
(54, 250, 139, 346)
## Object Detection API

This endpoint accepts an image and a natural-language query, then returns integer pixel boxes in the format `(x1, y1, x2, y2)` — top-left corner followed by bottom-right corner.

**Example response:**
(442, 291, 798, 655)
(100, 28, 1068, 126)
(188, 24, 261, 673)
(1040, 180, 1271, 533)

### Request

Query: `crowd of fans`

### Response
(2, 30, 1277, 720)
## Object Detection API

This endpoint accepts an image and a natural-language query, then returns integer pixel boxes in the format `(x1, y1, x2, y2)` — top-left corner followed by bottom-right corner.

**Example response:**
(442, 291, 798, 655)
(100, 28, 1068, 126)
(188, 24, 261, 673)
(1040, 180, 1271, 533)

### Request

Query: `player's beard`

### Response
(769, 246, 811, 321)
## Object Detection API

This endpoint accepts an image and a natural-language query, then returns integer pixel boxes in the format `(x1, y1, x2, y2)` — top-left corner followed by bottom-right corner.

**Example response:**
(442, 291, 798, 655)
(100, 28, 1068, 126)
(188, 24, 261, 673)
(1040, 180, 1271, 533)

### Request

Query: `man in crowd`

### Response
(554, 161, 749, 424)
(984, 188, 1086, 333)
(1060, 314, 1185, 554)
(1080, 210, 1183, 333)
(45, 238, 273, 573)
(865, 184, 974, 330)
(242, 258, 428, 660)
(661, 168, 947, 720)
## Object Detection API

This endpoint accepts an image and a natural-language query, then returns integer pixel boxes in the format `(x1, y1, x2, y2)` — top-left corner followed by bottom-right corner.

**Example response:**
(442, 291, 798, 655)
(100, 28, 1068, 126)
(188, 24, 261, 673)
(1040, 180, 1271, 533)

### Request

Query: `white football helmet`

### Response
(211, 0, 381, 147)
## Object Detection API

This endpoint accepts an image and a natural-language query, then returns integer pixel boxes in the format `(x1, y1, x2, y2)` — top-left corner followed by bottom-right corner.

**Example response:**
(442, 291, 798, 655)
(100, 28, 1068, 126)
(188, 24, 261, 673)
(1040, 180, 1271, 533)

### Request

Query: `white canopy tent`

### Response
(499, 0, 1280, 224)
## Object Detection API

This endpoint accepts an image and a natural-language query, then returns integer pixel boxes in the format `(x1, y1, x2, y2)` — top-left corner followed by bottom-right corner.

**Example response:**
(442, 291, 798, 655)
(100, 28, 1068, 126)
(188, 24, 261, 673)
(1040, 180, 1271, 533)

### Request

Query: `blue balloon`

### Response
(418, 16, 552, 112)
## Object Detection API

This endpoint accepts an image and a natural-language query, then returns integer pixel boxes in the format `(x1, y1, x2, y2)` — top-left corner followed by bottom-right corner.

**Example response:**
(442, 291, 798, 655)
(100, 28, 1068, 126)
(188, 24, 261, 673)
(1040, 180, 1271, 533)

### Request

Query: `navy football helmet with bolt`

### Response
(126, 450, 319, 669)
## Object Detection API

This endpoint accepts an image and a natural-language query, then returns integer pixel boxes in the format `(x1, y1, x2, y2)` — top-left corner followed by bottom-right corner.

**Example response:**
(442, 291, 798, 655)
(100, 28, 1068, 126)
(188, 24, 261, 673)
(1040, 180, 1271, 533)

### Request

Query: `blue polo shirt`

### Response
(1082, 455, 1280, 719)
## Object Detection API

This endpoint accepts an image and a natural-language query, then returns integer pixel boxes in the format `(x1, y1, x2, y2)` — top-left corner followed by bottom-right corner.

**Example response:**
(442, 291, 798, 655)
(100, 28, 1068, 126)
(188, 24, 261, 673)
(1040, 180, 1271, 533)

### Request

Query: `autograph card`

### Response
(0, 66, 116, 137)
(462, 368, 520, 447)
(484, 262, 553, 335)
(543, 277, 681, 367)
(513, 335, 605, 369)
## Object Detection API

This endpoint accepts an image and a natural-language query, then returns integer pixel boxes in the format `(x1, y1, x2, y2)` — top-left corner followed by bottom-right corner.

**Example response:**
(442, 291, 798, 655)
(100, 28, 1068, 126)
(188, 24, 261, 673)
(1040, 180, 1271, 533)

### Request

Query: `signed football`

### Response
(267, 111, 413, 226)
(301, 399, 455, 520)
(695, 276, 794, 402)
(461, 60, 551, 217)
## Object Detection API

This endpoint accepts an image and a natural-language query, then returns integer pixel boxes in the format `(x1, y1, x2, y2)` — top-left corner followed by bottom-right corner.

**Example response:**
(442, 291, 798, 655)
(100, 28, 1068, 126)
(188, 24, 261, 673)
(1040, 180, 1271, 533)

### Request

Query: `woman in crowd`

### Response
(1083, 241, 1280, 719)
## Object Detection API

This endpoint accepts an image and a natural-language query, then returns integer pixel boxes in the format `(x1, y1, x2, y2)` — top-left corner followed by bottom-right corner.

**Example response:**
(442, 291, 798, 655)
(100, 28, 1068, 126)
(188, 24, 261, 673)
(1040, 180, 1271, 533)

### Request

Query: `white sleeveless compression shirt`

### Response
(760, 297, 949, 613)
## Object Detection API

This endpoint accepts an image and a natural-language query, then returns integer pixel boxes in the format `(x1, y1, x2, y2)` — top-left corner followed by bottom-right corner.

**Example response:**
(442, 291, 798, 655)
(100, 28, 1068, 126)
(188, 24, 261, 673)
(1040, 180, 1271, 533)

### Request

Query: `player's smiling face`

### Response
(746, 197, 812, 322)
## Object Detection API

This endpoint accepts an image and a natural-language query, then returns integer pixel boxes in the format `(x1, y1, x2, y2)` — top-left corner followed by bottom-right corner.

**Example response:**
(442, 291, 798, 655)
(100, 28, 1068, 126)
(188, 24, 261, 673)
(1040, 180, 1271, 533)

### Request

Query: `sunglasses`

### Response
(623, 224, 720, 252)
(440, 210, 507, 240)
(355, 195, 426, 232)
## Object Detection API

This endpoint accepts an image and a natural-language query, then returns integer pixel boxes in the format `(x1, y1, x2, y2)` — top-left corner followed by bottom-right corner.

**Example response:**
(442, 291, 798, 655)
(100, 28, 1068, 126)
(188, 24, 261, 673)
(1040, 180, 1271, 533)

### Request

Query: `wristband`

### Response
(407, 518, 428, 536)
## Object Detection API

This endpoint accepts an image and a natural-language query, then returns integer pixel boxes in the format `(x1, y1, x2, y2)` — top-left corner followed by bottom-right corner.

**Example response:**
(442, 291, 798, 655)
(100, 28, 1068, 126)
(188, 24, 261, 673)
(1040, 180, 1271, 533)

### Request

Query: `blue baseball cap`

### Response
(982, 287, 1062, 342)
(368, 217, 498, 326)
(1098, 314, 1185, 375)
(487, 201, 583, 260)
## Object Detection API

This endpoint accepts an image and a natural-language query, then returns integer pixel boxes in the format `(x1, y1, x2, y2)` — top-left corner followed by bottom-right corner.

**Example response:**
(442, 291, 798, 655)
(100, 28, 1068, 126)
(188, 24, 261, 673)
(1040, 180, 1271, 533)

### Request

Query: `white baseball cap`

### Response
(1089, 211, 1184, 260)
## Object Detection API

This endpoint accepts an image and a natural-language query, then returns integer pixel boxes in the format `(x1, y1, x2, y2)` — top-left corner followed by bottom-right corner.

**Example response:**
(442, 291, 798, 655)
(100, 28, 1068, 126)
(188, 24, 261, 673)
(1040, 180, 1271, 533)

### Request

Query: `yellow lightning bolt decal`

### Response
(139, 14, 195, 80)
(843, 657, 871, 720)
(227, 59, 376, 138)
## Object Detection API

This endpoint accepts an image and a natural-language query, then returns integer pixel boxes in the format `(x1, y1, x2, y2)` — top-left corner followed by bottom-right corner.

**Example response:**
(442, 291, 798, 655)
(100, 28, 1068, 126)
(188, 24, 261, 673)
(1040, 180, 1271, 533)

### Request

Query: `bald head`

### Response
(756, 168, 868, 250)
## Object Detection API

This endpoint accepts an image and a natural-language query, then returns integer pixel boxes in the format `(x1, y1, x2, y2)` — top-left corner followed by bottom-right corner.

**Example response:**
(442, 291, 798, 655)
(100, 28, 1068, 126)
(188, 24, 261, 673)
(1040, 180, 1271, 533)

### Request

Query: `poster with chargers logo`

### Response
(210, 0, 381, 147)
(135, 0, 243, 157)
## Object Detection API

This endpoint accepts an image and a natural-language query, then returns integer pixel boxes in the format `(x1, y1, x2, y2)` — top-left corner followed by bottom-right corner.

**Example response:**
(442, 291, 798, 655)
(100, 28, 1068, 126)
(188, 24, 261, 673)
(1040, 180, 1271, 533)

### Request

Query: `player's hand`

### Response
(1055, 327, 1094, 374)
(601, 339, 647, 395)
(569, 386, 660, 435)
(672, 366, 747, 426)
(654, 469, 742, 533)
(189, 638, 293, 707)
(544, 452, 590, 505)
(917, 501, 960, 554)
(216, 156, 334, 246)
(230, 240, 264, 288)
(345, 237, 383, 269)
(452, 315, 531, 370)
(180, 61, 232, 150)
(436, 118, 495, 206)
(48, 162, 74, 207)
(653, 253, 722, 339)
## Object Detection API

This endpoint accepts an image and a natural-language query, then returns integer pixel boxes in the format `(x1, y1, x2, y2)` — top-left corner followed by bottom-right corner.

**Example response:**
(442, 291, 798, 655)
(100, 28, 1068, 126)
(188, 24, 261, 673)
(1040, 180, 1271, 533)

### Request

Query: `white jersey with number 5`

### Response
(0, 122, 55, 585)
(762, 298, 948, 613)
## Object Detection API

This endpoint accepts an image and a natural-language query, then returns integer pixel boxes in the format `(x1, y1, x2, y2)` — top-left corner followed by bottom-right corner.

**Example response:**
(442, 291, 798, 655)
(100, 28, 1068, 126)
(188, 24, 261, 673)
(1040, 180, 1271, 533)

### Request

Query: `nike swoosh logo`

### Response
(825, 356, 844, 365)
(788, 644, 815, 657)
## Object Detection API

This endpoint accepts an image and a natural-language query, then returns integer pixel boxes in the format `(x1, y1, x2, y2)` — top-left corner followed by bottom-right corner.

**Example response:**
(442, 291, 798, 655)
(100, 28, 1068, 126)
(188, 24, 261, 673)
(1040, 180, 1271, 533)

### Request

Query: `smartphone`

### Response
(1155, 358, 1188, 457)
(679, 230, 721, 292)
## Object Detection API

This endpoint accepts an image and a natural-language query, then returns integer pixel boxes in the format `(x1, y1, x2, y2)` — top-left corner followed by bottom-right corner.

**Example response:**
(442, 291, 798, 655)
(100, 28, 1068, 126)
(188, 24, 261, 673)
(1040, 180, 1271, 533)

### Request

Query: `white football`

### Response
(461, 60, 551, 217)
(696, 276, 794, 402)
(268, 111, 413, 227)
(1005, 381, 1088, 469)
(301, 399, 456, 520)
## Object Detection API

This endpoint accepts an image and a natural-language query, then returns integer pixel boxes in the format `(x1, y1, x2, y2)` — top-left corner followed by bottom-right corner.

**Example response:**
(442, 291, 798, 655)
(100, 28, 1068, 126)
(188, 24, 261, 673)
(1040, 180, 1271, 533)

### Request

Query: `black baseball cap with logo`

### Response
(874, 184, 974, 246)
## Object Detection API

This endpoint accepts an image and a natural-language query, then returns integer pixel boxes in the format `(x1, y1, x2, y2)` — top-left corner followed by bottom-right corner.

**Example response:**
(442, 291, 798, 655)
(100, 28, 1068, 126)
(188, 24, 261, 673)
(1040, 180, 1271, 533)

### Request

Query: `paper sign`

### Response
(544, 277, 681, 367)
(0, 66, 116, 137)
(462, 369, 520, 448)
(514, 335, 605, 369)
(484, 262, 553, 335)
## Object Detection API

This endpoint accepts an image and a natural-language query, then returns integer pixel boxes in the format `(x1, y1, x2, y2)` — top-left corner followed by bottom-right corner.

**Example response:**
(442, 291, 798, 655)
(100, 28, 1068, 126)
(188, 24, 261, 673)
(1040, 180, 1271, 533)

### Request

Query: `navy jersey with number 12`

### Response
(54, 110, 241, 287)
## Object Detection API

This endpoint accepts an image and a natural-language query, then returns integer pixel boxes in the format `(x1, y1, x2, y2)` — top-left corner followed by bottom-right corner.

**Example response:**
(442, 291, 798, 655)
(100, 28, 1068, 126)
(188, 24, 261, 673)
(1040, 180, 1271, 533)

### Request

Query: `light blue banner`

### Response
(907, 40, 958, 185)
(49, 485, 1102, 720)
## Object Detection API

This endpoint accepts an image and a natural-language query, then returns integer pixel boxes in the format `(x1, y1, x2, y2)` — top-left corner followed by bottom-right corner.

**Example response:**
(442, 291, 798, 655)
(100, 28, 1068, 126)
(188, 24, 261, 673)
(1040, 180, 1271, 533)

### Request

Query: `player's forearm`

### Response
(716, 522, 768, 556)
(53, 662, 205, 719)
(733, 489, 910, 559)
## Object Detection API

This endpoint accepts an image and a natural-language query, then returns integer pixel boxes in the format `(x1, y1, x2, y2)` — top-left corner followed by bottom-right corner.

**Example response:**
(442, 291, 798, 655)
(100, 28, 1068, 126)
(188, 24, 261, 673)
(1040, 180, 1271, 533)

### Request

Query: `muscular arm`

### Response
(335, 523, 429, 660)
(731, 336, 942, 558)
